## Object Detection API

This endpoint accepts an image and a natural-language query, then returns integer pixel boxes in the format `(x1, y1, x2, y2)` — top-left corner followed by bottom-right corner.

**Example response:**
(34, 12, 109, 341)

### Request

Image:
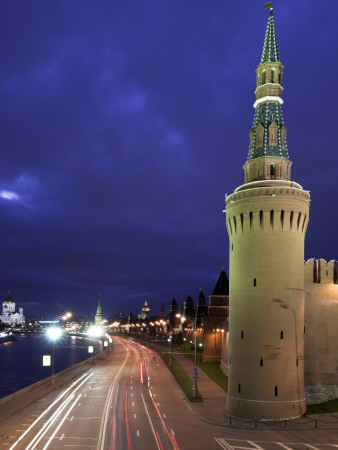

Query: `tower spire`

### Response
(244, 4, 290, 184)
(261, 3, 280, 64)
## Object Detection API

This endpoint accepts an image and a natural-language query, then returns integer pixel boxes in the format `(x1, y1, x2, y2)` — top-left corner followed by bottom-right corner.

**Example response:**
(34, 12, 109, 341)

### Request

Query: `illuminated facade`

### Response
(225, 5, 310, 420)
(0, 292, 25, 326)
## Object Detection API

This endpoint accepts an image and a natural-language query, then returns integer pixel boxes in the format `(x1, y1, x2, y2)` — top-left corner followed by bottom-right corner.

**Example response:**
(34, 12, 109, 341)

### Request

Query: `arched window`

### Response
(275, 386, 278, 396)
(262, 71, 266, 84)
(241, 330, 244, 339)
(260, 357, 263, 367)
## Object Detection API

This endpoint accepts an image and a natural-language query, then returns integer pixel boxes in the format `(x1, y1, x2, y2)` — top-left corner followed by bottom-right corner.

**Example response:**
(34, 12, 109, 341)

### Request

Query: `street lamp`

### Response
(46, 327, 63, 385)
(168, 336, 173, 366)
(176, 313, 198, 399)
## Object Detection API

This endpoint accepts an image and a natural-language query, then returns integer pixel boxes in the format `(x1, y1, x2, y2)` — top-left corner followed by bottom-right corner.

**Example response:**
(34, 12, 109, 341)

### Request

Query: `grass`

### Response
(158, 348, 202, 402)
(305, 398, 338, 415)
(199, 362, 228, 392)
(173, 344, 228, 393)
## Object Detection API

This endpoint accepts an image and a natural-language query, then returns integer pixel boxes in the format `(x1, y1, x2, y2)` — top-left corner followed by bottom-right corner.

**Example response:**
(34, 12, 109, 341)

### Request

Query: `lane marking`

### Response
(9, 372, 92, 450)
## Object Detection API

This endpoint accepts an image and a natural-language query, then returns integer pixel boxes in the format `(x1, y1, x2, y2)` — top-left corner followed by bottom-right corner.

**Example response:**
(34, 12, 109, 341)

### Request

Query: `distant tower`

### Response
(225, 4, 310, 420)
(160, 299, 166, 318)
(95, 294, 103, 326)
(140, 300, 151, 319)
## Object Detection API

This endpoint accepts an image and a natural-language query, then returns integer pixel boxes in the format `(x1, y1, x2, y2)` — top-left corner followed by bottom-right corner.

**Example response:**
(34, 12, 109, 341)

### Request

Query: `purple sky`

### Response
(1, 0, 337, 319)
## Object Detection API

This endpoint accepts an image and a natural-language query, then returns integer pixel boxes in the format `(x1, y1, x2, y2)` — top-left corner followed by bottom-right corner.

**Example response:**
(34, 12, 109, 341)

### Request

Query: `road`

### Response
(0, 336, 337, 449)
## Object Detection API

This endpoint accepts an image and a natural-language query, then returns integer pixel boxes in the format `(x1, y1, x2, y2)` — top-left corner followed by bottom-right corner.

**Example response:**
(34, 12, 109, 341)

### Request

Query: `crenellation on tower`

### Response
(225, 4, 310, 420)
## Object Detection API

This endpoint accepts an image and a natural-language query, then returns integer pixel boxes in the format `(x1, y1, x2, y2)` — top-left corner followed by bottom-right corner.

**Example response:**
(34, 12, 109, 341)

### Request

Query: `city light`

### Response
(87, 325, 103, 337)
(46, 327, 63, 341)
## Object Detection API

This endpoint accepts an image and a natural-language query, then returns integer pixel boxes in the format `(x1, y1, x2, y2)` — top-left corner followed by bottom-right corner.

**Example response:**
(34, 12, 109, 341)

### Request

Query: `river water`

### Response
(0, 333, 100, 399)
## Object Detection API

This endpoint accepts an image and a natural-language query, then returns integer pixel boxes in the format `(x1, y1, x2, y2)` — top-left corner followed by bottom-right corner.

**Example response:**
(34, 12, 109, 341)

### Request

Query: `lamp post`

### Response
(168, 336, 172, 366)
(46, 327, 63, 385)
(176, 313, 198, 399)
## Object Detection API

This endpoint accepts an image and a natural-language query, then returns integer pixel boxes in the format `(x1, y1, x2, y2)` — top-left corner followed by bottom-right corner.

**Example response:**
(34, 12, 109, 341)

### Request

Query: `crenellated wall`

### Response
(304, 258, 338, 403)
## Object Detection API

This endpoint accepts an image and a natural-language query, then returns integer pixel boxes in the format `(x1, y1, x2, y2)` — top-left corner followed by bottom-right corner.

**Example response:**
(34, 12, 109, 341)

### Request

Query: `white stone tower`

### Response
(225, 4, 310, 420)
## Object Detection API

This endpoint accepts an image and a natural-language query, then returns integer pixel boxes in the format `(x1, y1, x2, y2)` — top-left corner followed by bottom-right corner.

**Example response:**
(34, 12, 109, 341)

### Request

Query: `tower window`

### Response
(271, 69, 274, 83)
(231, 244, 233, 251)
(260, 357, 263, 367)
(297, 212, 302, 230)
(280, 210, 285, 228)
(253, 278, 257, 287)
(270, 164, 276, 176)
(280, 330, 284, 339)
(290, 211, 294, 228)
(270, 210, 274, 227)
(275, 386, 278, 397)
(296, 358, 299, 367)
(250, 211, 253, 229)
(241, 330, 244, 339)
(302, 215, 307, 232)
(259, 210, 263, 227)
(238, 383, 241, 394)
(262, 71, 266, 84)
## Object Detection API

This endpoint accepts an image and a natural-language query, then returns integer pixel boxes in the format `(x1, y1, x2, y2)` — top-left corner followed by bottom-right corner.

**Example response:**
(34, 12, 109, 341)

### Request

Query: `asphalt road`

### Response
(0, 336, 337, 449)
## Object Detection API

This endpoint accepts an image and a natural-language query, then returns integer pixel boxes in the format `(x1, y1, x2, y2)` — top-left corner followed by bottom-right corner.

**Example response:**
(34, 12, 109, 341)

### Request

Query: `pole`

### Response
(192, 319, 198, 399)
(51, 340, 55, 385)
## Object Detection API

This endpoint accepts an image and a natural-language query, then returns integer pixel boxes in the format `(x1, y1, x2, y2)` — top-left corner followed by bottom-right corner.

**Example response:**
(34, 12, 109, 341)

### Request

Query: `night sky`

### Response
(1, 1, 337, 319)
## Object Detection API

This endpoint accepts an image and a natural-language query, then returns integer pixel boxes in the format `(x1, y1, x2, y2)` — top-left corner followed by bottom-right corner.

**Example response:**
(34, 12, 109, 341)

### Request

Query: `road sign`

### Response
(194, 366, 198, 372)
(193, 373, 198, 378)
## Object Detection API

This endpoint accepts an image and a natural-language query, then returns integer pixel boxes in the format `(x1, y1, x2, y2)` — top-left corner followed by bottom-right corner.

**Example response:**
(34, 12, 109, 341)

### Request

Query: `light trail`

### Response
(25, 373, 92, 450)
(141, 392, 161, 450)
(8, 371, 92, 450)
(42, 393, 82, 449)
(98, 337, 129, 450)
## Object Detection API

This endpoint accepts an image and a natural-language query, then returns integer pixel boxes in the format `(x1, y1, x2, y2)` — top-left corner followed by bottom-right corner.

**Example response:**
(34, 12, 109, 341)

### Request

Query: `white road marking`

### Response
(134, 414, 137, 418)
(157, 403, 160, 406)
(137, 430, 140, 437)
(163, 414, 166, 418)
(171, 429, 175, 436)
(247, 441, 264, 449)
(60, 433, 64, 441)
(70, 416, 74, 421)
(131, 393, 133, 397)
(132, 402, 134, 407)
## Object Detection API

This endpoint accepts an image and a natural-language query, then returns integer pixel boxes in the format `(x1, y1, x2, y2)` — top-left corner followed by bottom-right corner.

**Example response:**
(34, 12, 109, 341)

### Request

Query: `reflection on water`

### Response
(0, 333, 100, 398)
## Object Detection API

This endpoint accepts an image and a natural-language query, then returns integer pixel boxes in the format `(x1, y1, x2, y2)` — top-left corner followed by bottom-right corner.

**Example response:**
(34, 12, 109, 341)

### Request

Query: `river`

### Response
(0, 333, 101, 399)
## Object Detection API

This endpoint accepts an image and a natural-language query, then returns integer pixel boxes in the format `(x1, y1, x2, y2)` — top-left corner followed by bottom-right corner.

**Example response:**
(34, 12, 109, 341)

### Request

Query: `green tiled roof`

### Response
(248, 102, 289, 160)
(260, 9, 280, 64)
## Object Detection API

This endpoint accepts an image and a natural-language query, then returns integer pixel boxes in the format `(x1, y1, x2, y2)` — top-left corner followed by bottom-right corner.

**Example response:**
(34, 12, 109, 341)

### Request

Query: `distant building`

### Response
(138, 300, 151, 320)
(95, 295, 103, 325)
(0, 292, 25, 326)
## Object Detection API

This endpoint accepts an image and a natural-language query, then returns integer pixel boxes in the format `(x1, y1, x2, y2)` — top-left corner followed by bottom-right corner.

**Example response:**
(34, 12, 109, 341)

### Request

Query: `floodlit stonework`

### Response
(223, 5, 337, 420)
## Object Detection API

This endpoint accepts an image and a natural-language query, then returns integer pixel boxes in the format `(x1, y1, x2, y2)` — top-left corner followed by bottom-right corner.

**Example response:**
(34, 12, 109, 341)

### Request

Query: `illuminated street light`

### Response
(87, 325, 104, 337)
(176, 313, 199, 399)
(46, 327, 63, 385)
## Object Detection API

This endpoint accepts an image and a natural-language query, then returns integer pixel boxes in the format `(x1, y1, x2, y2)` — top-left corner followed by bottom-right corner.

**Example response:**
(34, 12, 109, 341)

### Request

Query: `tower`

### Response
(225, 4, 310, 420)
(95, 294, 103, 326)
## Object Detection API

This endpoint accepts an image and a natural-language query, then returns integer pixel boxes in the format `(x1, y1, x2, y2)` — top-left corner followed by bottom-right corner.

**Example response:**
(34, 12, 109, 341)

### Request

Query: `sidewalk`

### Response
(172, 350, 228, 426)
(157, 345, 338, 431)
